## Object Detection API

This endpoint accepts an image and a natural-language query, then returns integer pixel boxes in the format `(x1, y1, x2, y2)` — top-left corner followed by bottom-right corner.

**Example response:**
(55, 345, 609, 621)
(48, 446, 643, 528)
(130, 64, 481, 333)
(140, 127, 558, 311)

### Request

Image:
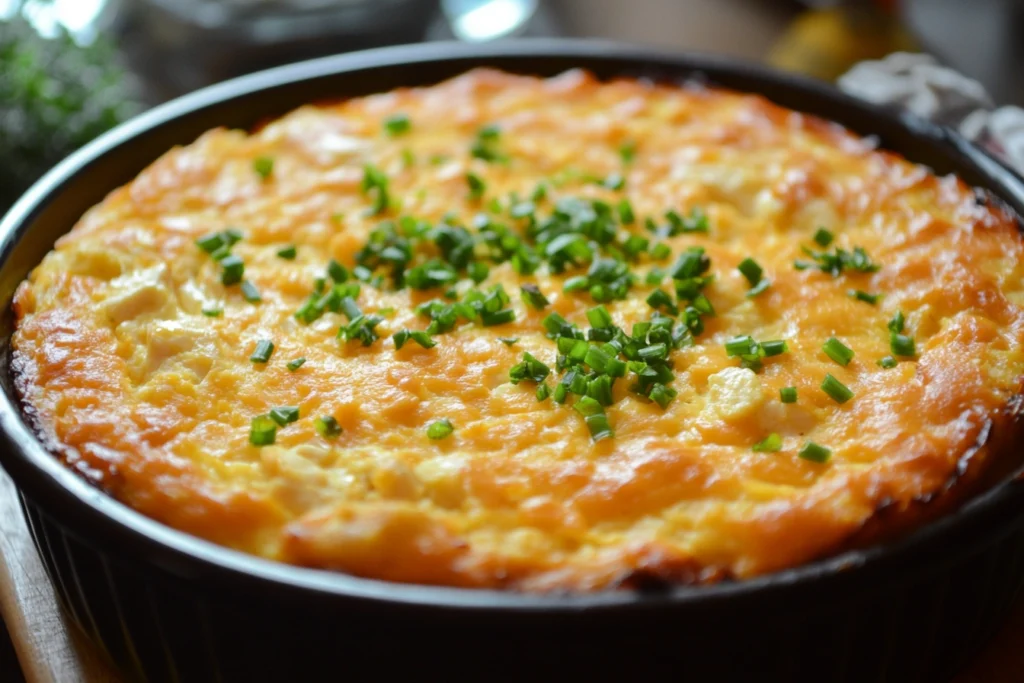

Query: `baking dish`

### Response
(1, 40, 1024, 682)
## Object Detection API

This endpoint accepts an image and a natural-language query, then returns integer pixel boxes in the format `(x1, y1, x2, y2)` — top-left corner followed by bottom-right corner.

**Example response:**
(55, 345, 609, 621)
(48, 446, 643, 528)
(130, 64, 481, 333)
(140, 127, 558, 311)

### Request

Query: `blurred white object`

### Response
(441, 0, 538, 41)
(838, 52, 992, 127)
(839, 52, 1024, 175)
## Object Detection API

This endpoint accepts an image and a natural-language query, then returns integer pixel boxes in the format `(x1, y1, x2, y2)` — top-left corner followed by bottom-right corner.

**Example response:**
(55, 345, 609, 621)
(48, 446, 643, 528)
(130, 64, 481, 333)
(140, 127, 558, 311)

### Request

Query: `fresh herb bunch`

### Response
(0, 12, 138, 209)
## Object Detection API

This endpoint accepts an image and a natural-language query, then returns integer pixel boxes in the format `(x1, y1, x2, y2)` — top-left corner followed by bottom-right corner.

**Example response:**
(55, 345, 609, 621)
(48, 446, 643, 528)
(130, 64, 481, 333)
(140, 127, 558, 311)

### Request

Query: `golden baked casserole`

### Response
(12, 69, 1024, 591)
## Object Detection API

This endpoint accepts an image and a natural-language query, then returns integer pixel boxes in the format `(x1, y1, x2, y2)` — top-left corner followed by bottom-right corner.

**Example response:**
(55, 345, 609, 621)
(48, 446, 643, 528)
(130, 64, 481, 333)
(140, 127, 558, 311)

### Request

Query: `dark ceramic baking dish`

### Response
(1, 40, 1024, 683)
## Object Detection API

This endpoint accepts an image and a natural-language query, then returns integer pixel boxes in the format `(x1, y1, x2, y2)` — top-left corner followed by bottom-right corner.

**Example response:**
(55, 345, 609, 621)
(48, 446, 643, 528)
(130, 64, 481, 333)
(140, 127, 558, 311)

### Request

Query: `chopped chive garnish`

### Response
(646, 288, 677, 315)
(466, 172, 486, 200)
(746, 279, 771, 297)
(648, 383, 677, 409)
(277, 245, 297, 260)
(253, 156, 274, 180)
(393, 329, 436, 350)
(480, 308, 515, 326)
(877, 355, 898, 369)
(536, 384, 551, 402)
(890, 333, 916, 357)
(848, 289, 881, 305)
(427, 418, 454, 440)
(250, 339, 274, 363)
(241, 280, 261, 303)
(361, 163, 391, 215)
(269, 406, 300, 427)
(813, 228, 834, 247)
(725, 336, 759, 357)
(384, 113, 411, 136)
(201, 307, 223, 317)
(822, 337, 854, 366)
(618, 140, 636, 164)
(286, 357, 306, 371)
(467, 261, 489, 283)
(761, 340, 788, 357)
(196, 232, 226, 253)
(327, 259, 349, 283)
(737, 257, 763, 286)
(798, 441, 832, 463)
(796, 245, 879, 276)
(520, 284, 550, 310)
(821, 373, 854, 404)
(602, 172, 625, 190)
(586, 305, 614, 329)
(780, 386, 797, 403)
(618, 199, 635, 224)
(315, 415, 342, 438)
(650, 243, 671, 261)
(498, 337, 519, 346)
(509, 352, 551, 384)
(888, 311, 905, 333)
(220, 254, 245, 286)
(249, 415, 276, 446)
(753, 433, 783, 453)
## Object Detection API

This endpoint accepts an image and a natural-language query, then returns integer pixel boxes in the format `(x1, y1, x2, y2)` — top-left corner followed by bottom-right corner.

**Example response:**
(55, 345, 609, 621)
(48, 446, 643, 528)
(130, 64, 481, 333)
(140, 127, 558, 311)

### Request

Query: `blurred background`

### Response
(1, 0, 1023, 212)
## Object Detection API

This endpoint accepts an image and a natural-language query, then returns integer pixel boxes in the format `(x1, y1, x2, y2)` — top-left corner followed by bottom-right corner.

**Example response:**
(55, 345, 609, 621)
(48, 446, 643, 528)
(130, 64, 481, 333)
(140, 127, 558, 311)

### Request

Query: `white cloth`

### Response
(838, 52, 1024, 175)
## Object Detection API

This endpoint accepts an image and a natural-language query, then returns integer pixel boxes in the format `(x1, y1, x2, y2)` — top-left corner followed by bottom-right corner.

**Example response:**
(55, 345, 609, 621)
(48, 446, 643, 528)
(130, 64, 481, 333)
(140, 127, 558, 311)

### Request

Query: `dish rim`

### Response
(3, 38, 1024, 613)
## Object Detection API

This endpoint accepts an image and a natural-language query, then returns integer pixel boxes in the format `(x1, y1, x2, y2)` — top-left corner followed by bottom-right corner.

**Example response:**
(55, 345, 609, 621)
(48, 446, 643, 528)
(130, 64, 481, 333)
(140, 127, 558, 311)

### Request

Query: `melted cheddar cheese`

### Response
(13, 69, 1024, 591)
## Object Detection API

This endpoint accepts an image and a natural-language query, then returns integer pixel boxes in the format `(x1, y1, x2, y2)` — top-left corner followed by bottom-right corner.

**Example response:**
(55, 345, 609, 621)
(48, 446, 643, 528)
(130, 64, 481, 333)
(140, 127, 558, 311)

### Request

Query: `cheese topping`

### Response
(12, 69, 1024, 591)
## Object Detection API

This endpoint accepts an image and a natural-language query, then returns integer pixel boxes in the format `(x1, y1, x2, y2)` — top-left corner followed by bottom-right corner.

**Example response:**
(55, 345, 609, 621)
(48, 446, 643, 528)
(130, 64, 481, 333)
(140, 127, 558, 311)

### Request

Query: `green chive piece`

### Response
(393, 329, 436, 350)
(586, 305, 614, 329)
(201, 307, 223, 317)
(725, 336, 759, 357)
(277, 245, 297, 260)
(196, 232, 226, 254)
(327, 259, 349, 284)
(220, 254, 245, 286)
(466, 172, 486, 200)
(737, 257, 763, 286)
(888, 311, 905, 334)
(752, 433, 783, 453)
(848, 289, 881, 305)
(822, 337, 854, 366)
(269, 406, 300, 427)
(798, 441, 832, 463)
(498, 337, 519, 346)
(427, 418, 454, 440)
(650, 243, 671, 261)
(384, 113, 411, 136)
(813, 228, 834, 247)
(536, 384, 551, 402)
(509, 352, 551, 384)
(877, 356, 898, 369)
(890, 333, 916, 358)
(481, 308, 515, 326)
(618, 198, 635, 225)
(520, 284, 550, 310)
(250, 339, 274, 363)
(249, 415, 277, 446)
(780, 386, 797, 403)
(286, 357, 306, 371)
(253, 156, 274, 180)
(315, 415, 342, 438)
(821, 373, 854, 404)
(619, 140, 636, 164)
(760, 340, 788, 357)
(648, 383, 677, 409)
(241, 280, 261, 303)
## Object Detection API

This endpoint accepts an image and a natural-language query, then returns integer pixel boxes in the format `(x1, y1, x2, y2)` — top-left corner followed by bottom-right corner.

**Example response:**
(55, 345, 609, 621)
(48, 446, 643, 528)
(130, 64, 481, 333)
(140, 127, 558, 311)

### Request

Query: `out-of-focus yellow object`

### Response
(768, 4, 920, 82)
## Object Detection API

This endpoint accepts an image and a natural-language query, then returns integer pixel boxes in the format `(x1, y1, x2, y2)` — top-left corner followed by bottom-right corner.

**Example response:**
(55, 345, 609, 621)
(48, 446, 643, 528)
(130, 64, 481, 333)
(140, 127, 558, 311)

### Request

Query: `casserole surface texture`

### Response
(12, 69, 1024, 592)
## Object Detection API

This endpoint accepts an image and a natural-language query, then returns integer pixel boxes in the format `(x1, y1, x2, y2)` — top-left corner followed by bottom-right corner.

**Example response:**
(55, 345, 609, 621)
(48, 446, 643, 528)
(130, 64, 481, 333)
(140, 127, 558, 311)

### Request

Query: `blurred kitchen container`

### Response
(119, 0, 439, 99)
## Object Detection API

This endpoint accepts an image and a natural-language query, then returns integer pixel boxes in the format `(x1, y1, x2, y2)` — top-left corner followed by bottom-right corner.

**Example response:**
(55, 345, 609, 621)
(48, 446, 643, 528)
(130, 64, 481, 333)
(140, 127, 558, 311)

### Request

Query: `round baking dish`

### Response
(1, 40, 1024, 683)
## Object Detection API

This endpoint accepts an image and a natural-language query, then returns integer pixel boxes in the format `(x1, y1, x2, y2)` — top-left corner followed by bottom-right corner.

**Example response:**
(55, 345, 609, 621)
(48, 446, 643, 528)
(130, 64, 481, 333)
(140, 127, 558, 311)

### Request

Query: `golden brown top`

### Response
(12, 69, 1024, 591)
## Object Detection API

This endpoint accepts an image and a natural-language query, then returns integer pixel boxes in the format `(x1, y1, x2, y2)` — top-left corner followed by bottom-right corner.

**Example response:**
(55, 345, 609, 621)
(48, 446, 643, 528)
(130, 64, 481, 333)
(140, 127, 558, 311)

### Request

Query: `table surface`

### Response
(0, 464, 1023, 683)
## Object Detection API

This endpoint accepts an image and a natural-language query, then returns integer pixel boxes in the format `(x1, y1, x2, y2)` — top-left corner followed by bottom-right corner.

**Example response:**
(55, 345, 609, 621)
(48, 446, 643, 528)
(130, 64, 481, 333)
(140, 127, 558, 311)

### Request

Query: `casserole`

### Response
(1, 40, 1024, 682)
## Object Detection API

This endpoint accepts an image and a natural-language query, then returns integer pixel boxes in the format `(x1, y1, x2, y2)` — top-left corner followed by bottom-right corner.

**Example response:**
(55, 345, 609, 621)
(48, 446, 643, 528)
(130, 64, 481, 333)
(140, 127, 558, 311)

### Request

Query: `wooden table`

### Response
(0, 465, 1021, 682)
